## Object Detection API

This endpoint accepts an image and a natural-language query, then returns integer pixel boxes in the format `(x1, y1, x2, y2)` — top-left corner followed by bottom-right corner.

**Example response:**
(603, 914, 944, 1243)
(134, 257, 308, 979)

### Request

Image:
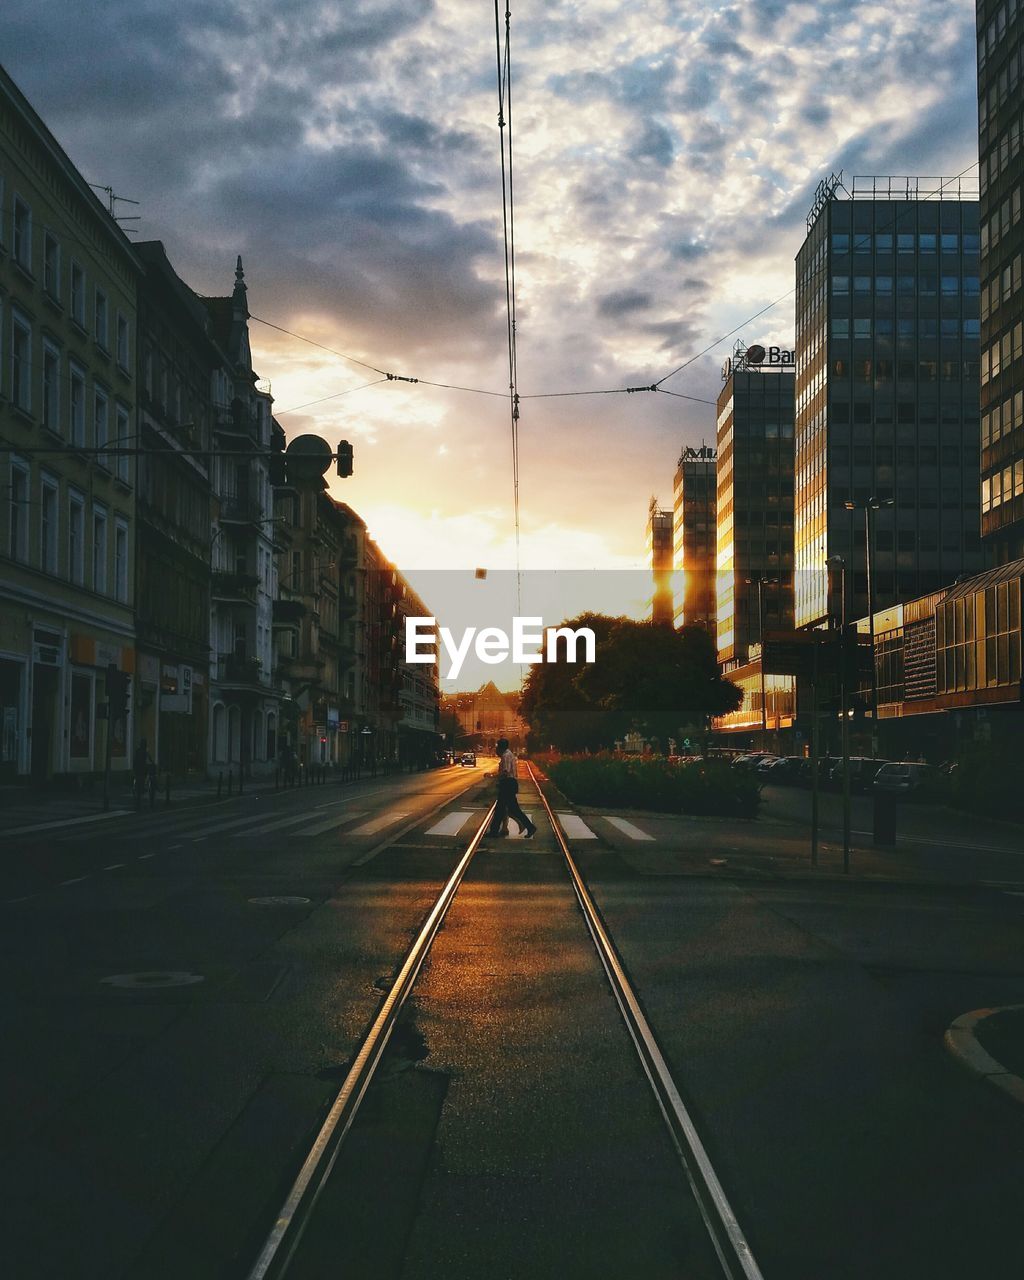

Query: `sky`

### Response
(1, 0, 980, 608)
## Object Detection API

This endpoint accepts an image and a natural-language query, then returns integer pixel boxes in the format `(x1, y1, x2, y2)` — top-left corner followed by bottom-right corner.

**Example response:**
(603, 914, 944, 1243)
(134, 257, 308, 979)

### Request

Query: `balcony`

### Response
(338, 590, 358, 618)
(273, 596, 306, 624)
(218, 653, 264, 687)
(339, 534, 359, 568)
(219, 494, 263, 526)
(211, 571, 259, 605)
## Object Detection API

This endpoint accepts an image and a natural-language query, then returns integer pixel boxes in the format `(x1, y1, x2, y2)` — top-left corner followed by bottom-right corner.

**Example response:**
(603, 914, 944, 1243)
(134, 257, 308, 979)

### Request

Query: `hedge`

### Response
(545, 755, 760, 818)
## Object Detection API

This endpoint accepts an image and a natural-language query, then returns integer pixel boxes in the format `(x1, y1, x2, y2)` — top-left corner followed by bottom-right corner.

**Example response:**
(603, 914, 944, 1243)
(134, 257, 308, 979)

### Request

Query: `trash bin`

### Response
(873, 792, 897, 846)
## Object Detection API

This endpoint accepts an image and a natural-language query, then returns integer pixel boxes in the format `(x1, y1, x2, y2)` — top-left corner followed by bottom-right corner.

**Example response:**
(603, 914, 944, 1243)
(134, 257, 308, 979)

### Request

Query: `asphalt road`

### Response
(3, 768, 1023, 1278)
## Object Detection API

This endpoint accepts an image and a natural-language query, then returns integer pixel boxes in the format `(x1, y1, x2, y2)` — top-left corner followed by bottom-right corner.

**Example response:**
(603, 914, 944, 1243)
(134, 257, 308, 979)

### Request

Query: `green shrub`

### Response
(546, 754, 759, 818)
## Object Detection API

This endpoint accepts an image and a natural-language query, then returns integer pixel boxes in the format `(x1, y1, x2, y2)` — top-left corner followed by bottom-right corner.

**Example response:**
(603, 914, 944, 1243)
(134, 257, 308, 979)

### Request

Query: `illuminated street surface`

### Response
(2, 769, 1024, 1279)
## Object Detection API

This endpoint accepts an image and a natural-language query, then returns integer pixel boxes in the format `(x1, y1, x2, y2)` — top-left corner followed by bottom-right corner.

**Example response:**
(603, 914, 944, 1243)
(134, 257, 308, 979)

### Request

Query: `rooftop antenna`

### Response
(89, 183, 141, 234)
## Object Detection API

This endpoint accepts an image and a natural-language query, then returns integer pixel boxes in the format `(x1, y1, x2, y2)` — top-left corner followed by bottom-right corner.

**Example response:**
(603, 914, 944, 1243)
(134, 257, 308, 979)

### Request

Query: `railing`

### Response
(211, 571, 259, 604)
(220, 653, 262, 684)
(219, 494, 262, 524)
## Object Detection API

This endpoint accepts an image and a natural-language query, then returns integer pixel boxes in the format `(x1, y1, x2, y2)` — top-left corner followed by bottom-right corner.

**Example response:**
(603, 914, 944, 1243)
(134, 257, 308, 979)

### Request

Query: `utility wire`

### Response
(274, 378, 389, 416)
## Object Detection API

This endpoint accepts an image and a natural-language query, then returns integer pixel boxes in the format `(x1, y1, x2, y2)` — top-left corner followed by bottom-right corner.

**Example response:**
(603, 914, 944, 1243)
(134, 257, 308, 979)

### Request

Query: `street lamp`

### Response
(843, 495, 894, 755)
(745, 574, 778, 749)
(827, 554, 852, 874)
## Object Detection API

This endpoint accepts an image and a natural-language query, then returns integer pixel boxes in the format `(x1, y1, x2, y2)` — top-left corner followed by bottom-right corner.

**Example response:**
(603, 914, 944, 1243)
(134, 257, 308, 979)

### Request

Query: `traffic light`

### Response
(336, 440, 353, 478)
(107, 663, 129, 721)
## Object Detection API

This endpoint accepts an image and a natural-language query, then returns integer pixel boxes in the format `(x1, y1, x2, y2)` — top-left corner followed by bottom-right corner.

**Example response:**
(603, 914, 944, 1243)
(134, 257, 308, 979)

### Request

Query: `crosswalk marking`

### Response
(291, 812, 366, 838)
(425, 811, 477, 837)
(556, 812, 598, 840)
(232, 810, 340, 837)
(603, 816, 655, 841)
(5, 810, 131, 836)
(348, 812, 410, 836)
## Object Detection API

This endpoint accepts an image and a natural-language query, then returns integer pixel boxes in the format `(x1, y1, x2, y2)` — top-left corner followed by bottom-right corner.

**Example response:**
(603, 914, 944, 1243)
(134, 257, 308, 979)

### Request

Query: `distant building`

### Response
(646, 498, 674, 625)
(794, 174, 983, 629)
(672, 444, 717, 629)
(203, 259, 280, 775)
(445, 682, 527, 751)
(977, 0, 1024, 563)
(1, 65, 141, 783)
(715, 351, 795, 665)
(133, 240, 218, 777)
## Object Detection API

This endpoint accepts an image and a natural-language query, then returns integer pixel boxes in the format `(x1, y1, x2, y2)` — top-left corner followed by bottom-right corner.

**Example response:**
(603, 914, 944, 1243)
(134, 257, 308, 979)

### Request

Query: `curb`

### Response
(944, 1005, 1024, 1106)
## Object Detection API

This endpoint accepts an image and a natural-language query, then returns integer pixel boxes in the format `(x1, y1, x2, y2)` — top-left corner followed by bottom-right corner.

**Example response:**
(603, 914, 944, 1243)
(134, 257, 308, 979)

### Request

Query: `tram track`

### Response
(244, 765, 763, 1280)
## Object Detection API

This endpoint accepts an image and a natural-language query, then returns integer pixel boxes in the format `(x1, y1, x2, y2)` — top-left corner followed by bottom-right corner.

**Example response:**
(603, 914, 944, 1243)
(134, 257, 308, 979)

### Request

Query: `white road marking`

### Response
(851, 829, 1021, 856)
(556, 812, 598, 840)
(60, 876, 89, 885)
(232, 810, 339, 837)
(168, 844, 182, 851)
(138, 853, 155, 860)
(103, 863, 126, 871)
(348, 812, 410, 836)
(604, 816, 655, 841)
(506, 812, 536, 839)
(425, 811, 477, 837)
(4, 810, 131, 836)
(292, 812, 367, 837)
(5, 896, 33, 904)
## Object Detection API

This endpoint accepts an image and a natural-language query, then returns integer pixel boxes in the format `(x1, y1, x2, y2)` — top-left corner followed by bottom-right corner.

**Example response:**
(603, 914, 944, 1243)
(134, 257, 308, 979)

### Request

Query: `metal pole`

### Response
(810, 637, 820, 869)
(865, 503, 878, 757)
(758, 578, 768, 751)
(840, 562, 852, 875)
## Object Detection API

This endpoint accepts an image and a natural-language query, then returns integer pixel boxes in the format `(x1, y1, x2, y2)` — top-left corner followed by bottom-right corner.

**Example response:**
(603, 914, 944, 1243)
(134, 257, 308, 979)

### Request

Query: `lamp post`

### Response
(745, 575, 778, 750)
(844, 495, 894, 755)
(828, 554, 852, 874)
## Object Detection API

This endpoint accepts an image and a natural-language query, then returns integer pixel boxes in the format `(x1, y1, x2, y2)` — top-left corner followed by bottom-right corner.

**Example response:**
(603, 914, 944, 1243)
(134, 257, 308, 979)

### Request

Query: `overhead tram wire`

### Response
(274, 378, 390, 417)
(494, 0, 522, 613)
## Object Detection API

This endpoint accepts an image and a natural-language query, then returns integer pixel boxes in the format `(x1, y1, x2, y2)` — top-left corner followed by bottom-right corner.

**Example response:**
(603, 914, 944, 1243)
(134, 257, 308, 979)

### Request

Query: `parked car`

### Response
(830, 757, 890, 793)
(761, 756, 805, 785)
(872, 762, 939, 798)
(796, 757, 840, 788)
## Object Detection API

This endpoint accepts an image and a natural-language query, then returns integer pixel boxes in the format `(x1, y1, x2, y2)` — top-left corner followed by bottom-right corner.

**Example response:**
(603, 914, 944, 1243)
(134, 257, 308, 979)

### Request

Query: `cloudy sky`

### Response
(2, 0, 979, 593)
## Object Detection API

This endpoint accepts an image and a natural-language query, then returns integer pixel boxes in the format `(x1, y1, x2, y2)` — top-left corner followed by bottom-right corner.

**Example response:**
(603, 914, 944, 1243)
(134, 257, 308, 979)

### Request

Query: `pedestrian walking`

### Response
(133, 737, 154, 808)
(487, 738, 537, 839)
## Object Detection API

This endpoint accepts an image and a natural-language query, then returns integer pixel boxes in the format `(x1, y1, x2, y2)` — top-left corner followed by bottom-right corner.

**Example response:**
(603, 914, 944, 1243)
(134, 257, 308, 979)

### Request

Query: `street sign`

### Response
(761, 630, 840, 679)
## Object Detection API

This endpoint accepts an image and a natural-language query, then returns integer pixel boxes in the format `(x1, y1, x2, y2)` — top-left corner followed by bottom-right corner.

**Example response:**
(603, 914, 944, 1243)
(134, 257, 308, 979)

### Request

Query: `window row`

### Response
(831, 274, 980, 297)
(982, 389, 1024, 447)
(831, 355, 981, 386)
(0, 177, 131, 370)
(978, 26, 1024, 132)
(980, 252, 1023, 322)
(1, 306, 132, 482)
(980, 114, 1021, 195)
(983, 460, 1024, 510)
(980, 320, 1024, 384)
(978, 0, 1019, 71)
(831, 318, 980, 339)
(980, 181, 1024, 255)
(830, 232, 979, 256)
(6, 462, 130, 600)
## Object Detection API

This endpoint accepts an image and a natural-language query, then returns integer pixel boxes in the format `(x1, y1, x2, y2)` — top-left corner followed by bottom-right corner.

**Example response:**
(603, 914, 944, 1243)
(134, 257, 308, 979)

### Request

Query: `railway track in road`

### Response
(245, 764, 764, 1280)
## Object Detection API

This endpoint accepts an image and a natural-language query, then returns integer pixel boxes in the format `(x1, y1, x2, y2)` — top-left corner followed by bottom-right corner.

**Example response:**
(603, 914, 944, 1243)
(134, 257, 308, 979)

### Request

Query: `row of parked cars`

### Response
(731, 752, 940, 797)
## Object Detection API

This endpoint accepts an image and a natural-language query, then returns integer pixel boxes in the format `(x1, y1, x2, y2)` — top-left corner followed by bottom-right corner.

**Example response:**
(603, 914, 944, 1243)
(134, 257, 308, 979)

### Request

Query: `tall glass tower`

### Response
(794, 176, 983, 628)
(977, 0, 1024, 563)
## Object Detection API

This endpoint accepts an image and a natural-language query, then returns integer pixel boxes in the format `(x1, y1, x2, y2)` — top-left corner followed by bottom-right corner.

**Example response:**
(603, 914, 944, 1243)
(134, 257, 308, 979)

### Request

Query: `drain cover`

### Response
(101, 971, 205, 989)
(248, 896, 311, 907)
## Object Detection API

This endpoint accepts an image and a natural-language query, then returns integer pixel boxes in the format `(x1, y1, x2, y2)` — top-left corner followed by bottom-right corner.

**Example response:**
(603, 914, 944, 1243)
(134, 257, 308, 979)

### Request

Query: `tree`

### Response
(519, 615, 741, 753)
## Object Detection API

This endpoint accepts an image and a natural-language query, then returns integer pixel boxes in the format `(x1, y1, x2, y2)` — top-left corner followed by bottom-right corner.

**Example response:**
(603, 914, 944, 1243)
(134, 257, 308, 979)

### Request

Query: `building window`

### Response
(68, 491, 85, 584)
(69, 363, 86, 446)
(94, 388, 109, 466)
(12, 196, 32, 271)
(42, 341, 61, 433)
(92, 506, 108, 593)
(115, 404, 131, 483)
(114, 520, 128, 603)
(40, 475, 59, 575)
(10, 311, 31, 412)
(42, 232, 61, 299)
(94, 289, 108, 350)
(116, 312, 129, 371)
(70, 262, 85, 328)
(8, 460, 29, 561)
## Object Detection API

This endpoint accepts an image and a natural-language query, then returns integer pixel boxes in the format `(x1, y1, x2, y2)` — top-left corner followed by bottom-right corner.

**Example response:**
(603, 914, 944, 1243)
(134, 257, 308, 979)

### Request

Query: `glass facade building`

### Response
(646, 500, 674, 625)
(794, 181, 983, 628)
(672, 446, 717, 629)
(715, 369, 795, 663)
(977, 0, 1024, 563)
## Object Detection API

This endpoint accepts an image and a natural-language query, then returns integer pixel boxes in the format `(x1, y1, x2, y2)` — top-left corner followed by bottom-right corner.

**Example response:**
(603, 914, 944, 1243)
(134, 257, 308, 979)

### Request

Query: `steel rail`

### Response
(245, 799, 497, 1280)
(524, 763, 765, 1280)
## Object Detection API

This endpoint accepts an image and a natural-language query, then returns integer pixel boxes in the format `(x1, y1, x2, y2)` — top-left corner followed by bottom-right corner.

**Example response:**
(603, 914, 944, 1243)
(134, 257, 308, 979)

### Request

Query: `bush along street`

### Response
(546, 755, 761, 818)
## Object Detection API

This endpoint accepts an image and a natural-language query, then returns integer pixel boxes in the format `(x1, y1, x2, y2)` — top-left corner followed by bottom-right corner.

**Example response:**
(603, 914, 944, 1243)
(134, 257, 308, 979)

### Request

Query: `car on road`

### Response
(830, 757, 890, 793)
(872, 761, 939, 798)
(459, 752, 477, 767)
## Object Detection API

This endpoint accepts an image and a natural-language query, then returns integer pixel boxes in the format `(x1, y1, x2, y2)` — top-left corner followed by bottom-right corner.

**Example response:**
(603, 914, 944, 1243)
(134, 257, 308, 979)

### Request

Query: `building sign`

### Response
(680, 445, 717, 462)
(723, 342, 796, 379)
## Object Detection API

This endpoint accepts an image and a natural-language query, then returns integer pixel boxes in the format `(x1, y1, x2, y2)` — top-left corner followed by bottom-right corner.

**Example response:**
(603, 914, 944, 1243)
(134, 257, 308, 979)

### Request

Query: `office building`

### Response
(646, 498, 674, 625)
(977, 0, 1024, 562)
(672, 444, 717, 630)
(794, 174, 983, 630)
(715, 352, 795, 664)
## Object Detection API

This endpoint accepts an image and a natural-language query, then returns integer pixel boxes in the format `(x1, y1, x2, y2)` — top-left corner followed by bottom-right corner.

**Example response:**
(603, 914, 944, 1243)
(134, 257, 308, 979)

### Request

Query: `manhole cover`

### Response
(248, 896, 312, 907)
(101, 971, 205, 989)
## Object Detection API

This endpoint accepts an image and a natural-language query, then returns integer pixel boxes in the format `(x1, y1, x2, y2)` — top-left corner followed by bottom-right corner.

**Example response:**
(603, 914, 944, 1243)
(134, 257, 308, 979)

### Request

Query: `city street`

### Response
(3, 767, 1024, 1277)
